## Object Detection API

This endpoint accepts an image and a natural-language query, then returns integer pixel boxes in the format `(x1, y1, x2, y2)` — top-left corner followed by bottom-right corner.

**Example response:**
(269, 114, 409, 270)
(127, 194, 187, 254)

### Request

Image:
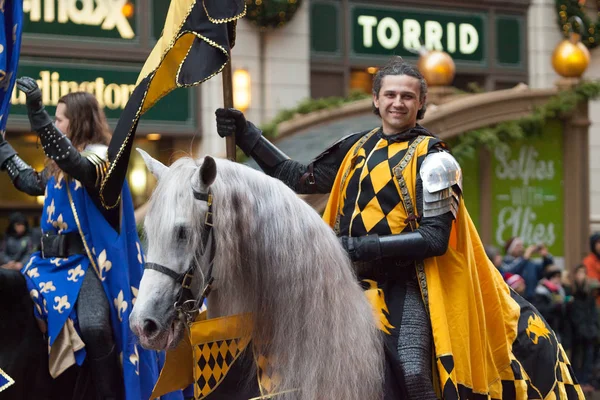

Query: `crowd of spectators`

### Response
(487, 234, 600, 395)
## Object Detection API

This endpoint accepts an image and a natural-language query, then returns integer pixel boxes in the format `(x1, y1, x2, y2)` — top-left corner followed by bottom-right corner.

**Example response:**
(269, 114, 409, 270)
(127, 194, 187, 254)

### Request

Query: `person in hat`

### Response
(0, 212, 34, 271)
(533, 265, 569, 341)
(504, 273, 526, 297)
(501, 236, 554, 301)
(583, 233, 600, 287)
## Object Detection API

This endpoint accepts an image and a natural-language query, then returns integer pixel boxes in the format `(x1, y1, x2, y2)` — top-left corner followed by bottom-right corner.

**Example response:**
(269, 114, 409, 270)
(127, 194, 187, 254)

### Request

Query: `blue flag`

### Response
(0, 0, 23, 133)
(0, 367, 14, 392)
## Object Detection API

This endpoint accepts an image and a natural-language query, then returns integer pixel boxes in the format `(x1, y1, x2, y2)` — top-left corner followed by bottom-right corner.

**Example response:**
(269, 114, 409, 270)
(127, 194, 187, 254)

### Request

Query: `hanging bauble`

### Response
(245, 0, 302, 31)
(552, 32, 590, 78)
(417, 50, 456, 86)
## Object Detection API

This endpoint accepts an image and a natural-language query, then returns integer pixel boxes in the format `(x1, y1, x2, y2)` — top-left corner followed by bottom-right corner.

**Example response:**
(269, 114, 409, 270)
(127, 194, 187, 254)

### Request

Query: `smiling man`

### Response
(215, 56, 582, 399)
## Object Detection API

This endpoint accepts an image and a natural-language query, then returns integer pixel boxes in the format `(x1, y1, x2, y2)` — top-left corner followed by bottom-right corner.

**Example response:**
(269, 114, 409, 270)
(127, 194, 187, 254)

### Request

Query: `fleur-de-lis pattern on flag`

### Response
(67, 265, 85, 282)
(98, 249, 112, 281)
(113, 290, 128, 322)
(131, 286, 138, 306)
(130, 345, 139, 375)
(50, 258, 62, 267)
(26, 266, 39, 278)
(39, 280, 56, 294)
(0, 0, 23, 134)
(53, 295, 70, 314)
(52, 214, 68, 234)
(53, 174, 64, 189)
(46, 199, 55, 223)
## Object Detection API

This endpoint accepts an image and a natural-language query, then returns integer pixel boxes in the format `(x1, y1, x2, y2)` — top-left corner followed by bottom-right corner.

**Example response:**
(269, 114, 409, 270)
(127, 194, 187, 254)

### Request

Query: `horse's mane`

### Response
(155, 157, 384, 400)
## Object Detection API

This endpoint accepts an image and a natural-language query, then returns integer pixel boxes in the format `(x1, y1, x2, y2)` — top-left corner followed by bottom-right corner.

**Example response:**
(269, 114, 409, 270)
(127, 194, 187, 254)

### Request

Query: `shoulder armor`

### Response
(82, 144, 108, 161)
(82, 144, 109, 188)
(420, 151, 462, 218)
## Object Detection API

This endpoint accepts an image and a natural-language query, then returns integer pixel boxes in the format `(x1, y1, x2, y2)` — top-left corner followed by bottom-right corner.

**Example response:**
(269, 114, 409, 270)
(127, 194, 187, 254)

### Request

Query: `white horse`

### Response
(129, 151, 384, 400)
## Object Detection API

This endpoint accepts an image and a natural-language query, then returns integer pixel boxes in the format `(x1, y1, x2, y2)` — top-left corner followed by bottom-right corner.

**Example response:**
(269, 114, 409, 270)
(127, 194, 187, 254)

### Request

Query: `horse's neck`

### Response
(206, 290, 237, 319)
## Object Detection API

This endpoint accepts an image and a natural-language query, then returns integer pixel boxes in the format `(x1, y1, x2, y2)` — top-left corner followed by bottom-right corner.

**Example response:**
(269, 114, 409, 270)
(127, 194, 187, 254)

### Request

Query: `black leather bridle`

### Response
(144, 187, 216, 323)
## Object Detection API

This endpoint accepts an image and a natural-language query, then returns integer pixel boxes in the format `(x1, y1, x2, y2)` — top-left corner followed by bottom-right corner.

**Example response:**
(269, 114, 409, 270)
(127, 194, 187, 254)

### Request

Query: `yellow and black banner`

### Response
(100, 0, 245, 209)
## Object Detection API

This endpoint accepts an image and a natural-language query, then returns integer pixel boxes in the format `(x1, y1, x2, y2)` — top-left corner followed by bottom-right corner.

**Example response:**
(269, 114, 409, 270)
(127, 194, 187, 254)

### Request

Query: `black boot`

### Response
(87, 344, 124, 400)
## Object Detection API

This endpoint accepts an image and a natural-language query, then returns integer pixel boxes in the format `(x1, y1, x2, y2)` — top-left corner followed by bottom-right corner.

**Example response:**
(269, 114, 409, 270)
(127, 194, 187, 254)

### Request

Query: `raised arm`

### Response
(215, 108, 359, 194)
(16, 77, 108, 191)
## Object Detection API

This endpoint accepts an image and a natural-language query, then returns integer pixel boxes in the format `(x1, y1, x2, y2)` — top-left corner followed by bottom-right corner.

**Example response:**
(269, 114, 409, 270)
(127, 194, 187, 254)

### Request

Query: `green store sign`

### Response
(22, 0, 137, 40)
(311, 1, 524, 68)
(9, 59, 194, 125)
(491, 120, 564, 257)
(352, 6, 485, 63)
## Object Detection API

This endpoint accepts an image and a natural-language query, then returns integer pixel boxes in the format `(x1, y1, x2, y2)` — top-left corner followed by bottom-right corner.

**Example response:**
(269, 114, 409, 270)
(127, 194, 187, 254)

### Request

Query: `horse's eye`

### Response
(176, 226, 189, 242)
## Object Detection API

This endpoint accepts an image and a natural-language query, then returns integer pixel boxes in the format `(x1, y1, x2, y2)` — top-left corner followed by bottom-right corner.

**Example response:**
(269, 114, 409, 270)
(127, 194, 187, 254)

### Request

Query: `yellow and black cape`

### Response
(322, 133, 583, 400)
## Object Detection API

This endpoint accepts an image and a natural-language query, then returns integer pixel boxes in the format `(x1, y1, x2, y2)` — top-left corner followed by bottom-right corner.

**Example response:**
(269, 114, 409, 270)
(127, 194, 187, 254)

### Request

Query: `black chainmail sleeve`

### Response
(263, 131, 365, 194)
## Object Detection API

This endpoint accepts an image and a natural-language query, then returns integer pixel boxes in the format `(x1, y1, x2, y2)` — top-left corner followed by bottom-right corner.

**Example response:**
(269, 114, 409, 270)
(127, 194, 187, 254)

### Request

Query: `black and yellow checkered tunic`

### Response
(337, 128, 441, 237)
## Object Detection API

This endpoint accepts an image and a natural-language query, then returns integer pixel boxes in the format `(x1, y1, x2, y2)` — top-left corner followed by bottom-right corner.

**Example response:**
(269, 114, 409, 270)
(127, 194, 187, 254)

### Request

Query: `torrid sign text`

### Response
(352, 6, 485, 63)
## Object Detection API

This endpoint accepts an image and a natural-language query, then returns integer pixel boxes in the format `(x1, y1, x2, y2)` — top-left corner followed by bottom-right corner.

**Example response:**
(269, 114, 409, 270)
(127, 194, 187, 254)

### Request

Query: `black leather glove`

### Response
(16, 77, 52, 131)
(16, 77, 43, 111)
(339, 235, 382, 262)
(215, 108, 262, 155)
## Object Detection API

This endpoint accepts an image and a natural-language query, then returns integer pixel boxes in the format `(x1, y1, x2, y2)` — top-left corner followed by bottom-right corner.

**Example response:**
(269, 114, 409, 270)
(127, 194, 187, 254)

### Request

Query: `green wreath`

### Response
(555, 0, 600, 48)
(245, 0, 302, 30)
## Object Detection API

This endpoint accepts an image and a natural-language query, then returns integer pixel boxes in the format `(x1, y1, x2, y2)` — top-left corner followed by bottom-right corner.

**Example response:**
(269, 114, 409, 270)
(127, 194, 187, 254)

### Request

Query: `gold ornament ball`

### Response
(417, 50, 456, 86)
(551, 35, 590, 78)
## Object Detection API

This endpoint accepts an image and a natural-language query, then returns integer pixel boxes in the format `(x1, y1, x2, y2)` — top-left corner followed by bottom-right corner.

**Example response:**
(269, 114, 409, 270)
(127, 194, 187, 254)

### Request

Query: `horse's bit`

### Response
(144, 187, 216, 324)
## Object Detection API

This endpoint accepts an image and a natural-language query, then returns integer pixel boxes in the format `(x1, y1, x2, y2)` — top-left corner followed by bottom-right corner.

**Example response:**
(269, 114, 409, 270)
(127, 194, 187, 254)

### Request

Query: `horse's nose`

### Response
(142, 318, 160, 337)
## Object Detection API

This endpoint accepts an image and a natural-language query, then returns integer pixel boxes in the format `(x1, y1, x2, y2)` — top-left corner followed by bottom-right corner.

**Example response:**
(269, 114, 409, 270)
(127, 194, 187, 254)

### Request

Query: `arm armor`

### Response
(419, 150, 462, 218)
(5, 156, 47, 196)
(265, 132, 365, 194)
(0, 141, 46, 196)
(38, 122, 108, 189)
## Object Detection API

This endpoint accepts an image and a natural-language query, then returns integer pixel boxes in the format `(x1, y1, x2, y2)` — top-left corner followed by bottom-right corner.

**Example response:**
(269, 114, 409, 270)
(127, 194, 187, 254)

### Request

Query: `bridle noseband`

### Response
(144, 186, 216, 324)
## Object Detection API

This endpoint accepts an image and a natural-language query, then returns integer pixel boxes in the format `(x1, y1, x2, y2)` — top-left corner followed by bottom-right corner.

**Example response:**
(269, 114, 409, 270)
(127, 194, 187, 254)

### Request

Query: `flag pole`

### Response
(222, 53, 236, 162)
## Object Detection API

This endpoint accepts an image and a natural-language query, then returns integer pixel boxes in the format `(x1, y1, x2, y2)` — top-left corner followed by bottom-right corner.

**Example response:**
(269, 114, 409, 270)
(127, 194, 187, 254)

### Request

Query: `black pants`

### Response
(77, 270, 123, 400)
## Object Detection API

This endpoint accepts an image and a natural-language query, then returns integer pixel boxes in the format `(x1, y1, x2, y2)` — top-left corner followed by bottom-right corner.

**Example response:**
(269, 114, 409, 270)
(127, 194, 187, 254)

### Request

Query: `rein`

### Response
(144, 186, 216, 324)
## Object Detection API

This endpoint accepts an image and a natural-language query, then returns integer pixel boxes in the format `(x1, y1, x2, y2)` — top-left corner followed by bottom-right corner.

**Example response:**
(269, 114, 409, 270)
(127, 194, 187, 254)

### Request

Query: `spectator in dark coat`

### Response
(501, 236, 554, 301)
(532, 265, 568, 342)
(0, 212, 34, 271)
(567, 264, 599, 394)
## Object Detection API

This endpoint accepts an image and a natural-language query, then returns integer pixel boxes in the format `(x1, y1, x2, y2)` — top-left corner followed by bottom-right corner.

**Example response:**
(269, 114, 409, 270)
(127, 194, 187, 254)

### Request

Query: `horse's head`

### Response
(130, 149, 216, 350)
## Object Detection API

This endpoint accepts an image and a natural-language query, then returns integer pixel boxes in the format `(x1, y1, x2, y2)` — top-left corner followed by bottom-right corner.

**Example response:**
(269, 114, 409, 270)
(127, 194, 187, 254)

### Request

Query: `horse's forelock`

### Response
(144, 158, 208, 266)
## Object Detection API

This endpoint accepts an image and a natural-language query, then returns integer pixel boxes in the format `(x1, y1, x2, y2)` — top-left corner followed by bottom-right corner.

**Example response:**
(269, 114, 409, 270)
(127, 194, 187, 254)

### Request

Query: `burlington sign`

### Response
(9, 59, 193, 125)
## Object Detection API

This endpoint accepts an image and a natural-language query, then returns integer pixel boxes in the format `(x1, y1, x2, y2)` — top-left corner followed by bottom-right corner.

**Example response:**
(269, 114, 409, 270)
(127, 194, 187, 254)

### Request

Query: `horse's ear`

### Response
(200, 156, 217, 187)
(137, 148, 167, 180)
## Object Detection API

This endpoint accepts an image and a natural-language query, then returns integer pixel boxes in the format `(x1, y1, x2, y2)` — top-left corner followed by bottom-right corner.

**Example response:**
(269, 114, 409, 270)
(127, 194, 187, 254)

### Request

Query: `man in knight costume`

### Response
(216, 56, 583, 399)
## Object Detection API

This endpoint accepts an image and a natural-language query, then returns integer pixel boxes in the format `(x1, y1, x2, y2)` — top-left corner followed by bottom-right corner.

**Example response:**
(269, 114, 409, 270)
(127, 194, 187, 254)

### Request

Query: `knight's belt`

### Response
(354, 258, 416, 282)
(41, 231, 85, 258)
